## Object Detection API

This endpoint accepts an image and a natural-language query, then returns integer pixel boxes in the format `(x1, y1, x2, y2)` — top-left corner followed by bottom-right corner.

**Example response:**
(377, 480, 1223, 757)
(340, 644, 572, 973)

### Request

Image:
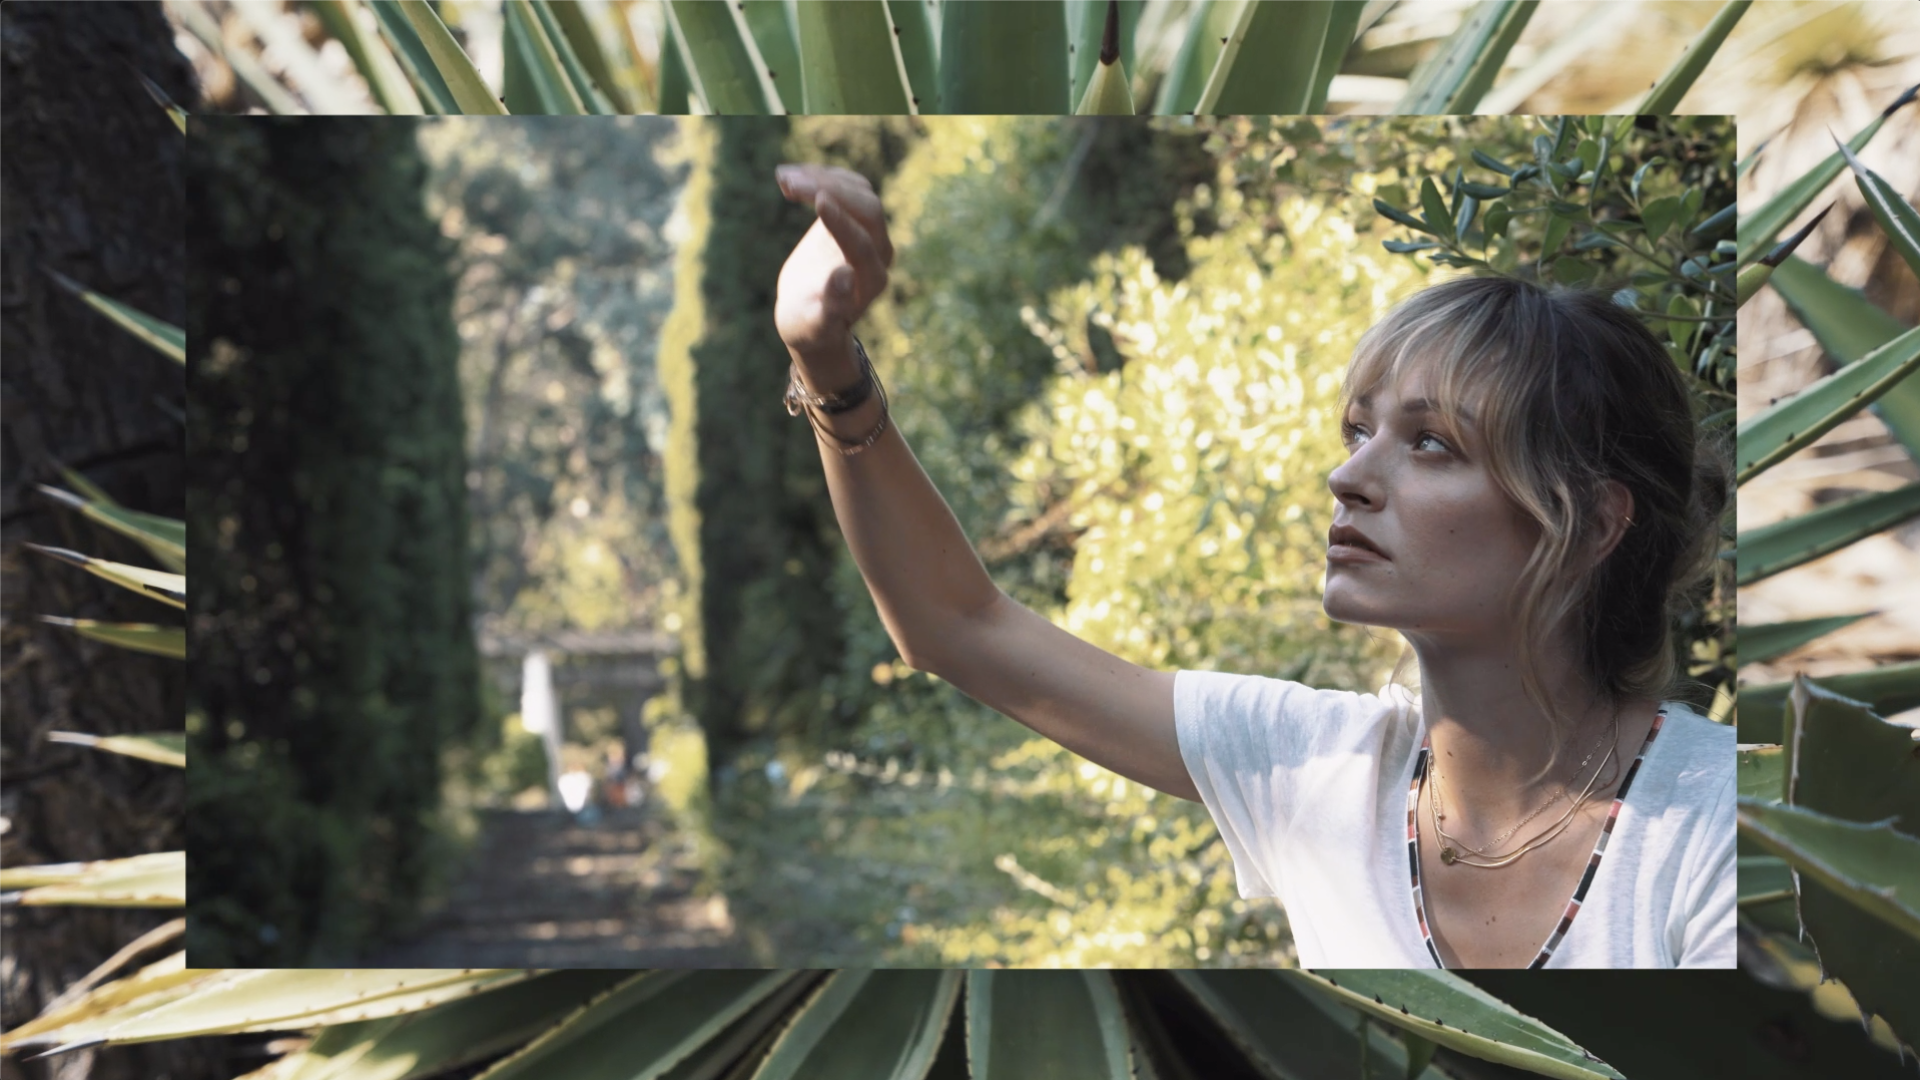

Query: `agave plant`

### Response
(0, 67, 190, 1065)
(169, 0, 1753, 120)
(4, 966, 1642, 1080)
(1729, 82, 1920, 1058)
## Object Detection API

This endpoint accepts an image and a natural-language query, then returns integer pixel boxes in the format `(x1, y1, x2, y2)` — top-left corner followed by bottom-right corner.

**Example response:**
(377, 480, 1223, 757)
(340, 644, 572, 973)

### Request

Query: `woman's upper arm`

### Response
(914, 590, 1196, 802)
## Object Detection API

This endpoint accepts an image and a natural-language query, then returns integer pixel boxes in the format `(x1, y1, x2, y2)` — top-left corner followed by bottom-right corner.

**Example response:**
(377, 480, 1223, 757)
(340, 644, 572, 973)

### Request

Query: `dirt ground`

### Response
(363, 805, 747, 968)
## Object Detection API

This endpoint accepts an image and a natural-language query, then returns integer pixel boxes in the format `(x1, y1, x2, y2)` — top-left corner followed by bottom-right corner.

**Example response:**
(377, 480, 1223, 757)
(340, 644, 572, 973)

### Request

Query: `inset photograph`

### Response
(183, 111, 1738, 971)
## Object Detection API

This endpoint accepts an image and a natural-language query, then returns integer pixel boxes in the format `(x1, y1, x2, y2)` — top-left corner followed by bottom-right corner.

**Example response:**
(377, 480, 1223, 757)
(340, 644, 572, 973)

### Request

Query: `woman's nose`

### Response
(1328, 443, 1379, 509)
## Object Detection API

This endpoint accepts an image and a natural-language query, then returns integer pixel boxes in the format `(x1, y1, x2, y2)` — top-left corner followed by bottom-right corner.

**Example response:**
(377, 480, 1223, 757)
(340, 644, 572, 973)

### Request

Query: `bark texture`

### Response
(1, 4, 204, 1079)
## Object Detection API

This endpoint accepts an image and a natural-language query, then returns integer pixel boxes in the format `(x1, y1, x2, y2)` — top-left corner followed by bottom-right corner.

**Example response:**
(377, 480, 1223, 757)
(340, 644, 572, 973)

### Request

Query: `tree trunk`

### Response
(0, 4, 204, 1078)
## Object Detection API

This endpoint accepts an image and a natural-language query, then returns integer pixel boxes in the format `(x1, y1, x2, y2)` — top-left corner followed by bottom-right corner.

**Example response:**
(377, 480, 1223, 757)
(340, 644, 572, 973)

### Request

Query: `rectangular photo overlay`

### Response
(184, 112, 1736, 974)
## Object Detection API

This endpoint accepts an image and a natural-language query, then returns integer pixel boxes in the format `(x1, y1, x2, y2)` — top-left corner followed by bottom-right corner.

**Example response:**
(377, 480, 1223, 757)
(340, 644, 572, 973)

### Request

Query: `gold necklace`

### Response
(1428, 727, 1620, 868)
(1431, 716, 1618, 856)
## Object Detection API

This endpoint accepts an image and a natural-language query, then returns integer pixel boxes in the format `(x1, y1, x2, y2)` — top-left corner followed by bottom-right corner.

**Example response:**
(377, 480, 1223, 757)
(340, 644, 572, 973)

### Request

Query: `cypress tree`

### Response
(185, 118, 479, 964)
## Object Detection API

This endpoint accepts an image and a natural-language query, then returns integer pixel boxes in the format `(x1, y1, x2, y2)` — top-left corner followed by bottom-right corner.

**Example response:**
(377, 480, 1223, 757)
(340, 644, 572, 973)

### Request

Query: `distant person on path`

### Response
(770, 163, 1734, 970)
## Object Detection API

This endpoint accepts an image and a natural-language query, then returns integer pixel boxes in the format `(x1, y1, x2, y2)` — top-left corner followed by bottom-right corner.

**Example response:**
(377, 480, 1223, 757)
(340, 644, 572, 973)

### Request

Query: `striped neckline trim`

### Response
(1405, 708, 1666, 969)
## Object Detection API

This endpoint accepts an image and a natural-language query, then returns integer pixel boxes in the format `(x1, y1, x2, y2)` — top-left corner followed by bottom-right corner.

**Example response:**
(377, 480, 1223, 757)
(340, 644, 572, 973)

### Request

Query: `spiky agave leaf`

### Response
(1195, 0, 1336, 116)
(1392, 1, 1538, 115)
(305, 0, 425, 115)
(1734, 327, 1920, 485)
(1635, 0, 1750, 114)
(39, 618, 185, 660)
(1168, 971, 1450, 1080)
(1736, 83, 1916, 267)
(0, 949, 198, 1051)
(1735, 483, 1920, 586)
(37, 484, 184, 571)
(791, 0, 910, 114)
(47, 731, 186, 767)
(0, 851, 184, 908)
(232, 970, 634, 1080)
(664, 0, 784, 113)
(1284, 970, 1624, 1080)
(41, 267, 183, 365)
(1739, 662, 1920, 745)
(8, 969, 542, 1054)
(938, 0, 1069, 114)
(1835, 134, 1920, 283)
(967, 971, 1129, 1080)
(1073, 2, 1134, 115)
(749, 970, 959, 1080)
(23, 545, 183, 608)
(475, 971, 800, 1080)
(1771, 677, 1920, 1049)
(1740, 612, 1875, 666)
(1767, 254, 1920, 459)
(393, 0, 508, 114)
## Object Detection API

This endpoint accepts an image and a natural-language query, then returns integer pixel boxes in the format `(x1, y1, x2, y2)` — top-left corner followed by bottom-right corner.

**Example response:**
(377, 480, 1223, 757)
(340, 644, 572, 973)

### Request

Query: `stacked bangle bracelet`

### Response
(784, 335, 890, 456)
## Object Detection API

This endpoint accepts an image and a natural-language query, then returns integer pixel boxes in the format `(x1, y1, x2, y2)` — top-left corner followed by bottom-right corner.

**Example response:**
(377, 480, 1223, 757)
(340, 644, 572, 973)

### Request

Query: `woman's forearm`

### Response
(791, 334, 1000, 672)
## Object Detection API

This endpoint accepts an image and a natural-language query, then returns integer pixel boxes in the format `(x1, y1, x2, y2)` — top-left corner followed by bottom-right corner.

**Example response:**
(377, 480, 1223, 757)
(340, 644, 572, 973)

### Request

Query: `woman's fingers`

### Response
(778, 164, 894, 267)
(815, 190, 887, 308)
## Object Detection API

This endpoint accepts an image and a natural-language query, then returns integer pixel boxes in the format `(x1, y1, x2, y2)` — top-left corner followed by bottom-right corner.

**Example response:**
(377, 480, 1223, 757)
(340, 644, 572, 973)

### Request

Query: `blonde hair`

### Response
(1341, 276, 1726, 772)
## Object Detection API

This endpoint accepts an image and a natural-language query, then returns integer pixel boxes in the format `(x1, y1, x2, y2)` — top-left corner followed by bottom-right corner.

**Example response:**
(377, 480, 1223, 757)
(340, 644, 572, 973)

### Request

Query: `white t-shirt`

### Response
(1173, 670, 1736, 969)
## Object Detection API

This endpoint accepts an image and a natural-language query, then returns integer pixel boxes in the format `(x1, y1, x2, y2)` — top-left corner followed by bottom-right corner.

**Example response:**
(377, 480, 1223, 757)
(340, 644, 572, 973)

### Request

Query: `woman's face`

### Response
(1321, 362, 1540, 640)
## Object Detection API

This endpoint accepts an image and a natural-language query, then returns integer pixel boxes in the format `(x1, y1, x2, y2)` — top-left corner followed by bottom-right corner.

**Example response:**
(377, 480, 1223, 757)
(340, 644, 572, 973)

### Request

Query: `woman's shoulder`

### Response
(1174, 670, 1421, 767)
(1175, 669, 1410, 725)
(1650, 698, 1736, 779)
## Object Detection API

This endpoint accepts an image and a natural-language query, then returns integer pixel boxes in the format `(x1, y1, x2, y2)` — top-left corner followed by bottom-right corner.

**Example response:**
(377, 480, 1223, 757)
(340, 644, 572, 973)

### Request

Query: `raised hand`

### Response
(774, 164, 895, 359)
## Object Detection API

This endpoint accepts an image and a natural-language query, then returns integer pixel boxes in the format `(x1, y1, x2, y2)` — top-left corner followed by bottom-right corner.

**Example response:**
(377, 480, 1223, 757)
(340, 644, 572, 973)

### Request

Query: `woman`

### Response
(771, 163, 1734, 969)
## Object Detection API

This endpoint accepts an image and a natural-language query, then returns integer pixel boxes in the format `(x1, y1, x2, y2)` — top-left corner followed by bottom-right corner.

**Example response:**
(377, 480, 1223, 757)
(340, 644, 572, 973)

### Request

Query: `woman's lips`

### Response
(1327, 543, 1389, 563)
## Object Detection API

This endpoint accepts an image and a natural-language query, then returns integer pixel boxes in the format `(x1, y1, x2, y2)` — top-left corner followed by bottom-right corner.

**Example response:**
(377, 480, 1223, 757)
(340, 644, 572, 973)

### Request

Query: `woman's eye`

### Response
(1341, 421, 1367, 447)
(1415, 431, 1451, 453)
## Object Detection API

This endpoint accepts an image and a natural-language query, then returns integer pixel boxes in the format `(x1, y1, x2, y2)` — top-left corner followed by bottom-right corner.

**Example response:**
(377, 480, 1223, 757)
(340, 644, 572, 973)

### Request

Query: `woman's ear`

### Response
(1592, 480, 1635, 566)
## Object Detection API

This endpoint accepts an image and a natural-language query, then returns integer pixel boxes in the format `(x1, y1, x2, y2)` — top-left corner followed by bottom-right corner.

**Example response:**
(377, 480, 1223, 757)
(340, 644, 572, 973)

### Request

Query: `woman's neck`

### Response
(1406, 633, 1643, 833)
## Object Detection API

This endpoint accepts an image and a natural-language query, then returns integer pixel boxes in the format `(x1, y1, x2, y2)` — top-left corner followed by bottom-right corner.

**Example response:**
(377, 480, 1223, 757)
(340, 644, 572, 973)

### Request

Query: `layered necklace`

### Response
(1427, 715, 1621, 868)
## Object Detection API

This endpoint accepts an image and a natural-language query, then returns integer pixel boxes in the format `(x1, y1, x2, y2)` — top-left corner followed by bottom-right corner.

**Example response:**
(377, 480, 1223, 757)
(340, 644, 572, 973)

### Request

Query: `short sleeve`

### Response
(1675, 772, 1737, 968)
(1173, 670, 1405, 899)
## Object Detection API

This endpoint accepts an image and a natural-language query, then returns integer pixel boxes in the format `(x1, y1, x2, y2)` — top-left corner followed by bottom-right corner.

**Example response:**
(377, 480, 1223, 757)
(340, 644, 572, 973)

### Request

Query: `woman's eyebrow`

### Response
(1352, 395, 1468, 420)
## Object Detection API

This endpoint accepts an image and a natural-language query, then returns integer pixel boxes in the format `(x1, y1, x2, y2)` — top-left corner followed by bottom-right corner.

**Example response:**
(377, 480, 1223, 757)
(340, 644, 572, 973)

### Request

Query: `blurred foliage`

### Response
(184, 118, 481, 965)
(415, 117, 683, 640)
